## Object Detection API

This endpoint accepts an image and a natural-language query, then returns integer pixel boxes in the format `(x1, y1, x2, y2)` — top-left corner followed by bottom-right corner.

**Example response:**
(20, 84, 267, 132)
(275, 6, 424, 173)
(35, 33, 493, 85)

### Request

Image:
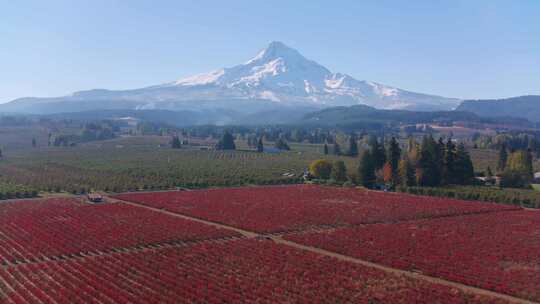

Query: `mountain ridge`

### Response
(1, 41, 461, 115)
(457, 95, 540, 122)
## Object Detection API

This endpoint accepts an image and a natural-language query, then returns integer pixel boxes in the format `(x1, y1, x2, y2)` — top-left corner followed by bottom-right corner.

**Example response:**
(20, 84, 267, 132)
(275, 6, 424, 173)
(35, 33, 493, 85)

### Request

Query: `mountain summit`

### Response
(163, 41, 459, 110)
(2, 41, 460, 114)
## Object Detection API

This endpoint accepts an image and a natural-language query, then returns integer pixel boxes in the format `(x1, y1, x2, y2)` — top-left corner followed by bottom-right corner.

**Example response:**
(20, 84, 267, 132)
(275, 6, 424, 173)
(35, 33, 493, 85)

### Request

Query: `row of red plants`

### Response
(115, 185, 520, 233)
(0, 239, 507, 304)
(0, 198, 239, 264)
(286, 210, 540, 302)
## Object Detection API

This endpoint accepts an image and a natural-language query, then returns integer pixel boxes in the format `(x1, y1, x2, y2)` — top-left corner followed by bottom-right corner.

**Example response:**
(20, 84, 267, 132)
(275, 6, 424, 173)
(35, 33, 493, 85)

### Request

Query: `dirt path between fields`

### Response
(111, 195, 539, 304)
(106, 196, 258, 238)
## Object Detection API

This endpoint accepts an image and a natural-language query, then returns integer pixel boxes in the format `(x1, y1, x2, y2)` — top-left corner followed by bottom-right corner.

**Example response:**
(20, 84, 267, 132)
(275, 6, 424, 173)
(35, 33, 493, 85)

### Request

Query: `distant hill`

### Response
(300, 104, 532, 129)
(456, 95, 540, 122)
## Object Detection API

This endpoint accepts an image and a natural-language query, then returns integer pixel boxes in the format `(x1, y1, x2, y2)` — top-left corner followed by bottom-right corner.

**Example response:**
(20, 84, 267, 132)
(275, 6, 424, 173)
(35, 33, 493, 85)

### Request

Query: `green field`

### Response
(400, 185, 540, 208)
(0, 135, 359, 193)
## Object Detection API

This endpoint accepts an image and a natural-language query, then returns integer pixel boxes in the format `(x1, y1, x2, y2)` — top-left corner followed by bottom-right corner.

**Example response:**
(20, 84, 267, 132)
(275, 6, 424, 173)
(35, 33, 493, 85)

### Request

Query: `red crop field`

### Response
(115, 185, 519, 233)
(0, 187, 533, 303)
(0, 239, 507, 304)
(0, 198, 239, 264)
(286, 210, 540, 302)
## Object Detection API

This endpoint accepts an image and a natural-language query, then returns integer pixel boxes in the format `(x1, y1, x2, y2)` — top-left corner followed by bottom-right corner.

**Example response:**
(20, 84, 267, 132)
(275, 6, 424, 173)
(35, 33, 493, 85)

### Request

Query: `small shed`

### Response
(87, 193, 104, 203)
(534, 172, 540, 183)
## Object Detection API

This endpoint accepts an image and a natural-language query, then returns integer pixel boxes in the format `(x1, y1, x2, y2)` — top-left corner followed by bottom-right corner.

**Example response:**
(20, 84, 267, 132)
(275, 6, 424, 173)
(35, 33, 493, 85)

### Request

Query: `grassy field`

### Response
(400, 185, 540, 208)
(1, 127, 537, 196)
(0, 135, 360, 193)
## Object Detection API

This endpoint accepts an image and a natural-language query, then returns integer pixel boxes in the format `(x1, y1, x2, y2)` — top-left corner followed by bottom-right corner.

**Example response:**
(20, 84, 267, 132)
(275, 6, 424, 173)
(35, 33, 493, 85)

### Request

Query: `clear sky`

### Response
(1, 0, 539, 103)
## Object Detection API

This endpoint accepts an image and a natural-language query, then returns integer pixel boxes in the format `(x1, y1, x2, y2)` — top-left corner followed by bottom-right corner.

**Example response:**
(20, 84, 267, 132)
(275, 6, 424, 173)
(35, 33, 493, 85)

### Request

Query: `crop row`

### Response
(0, 239, 507, 304)
(115, 185, 520, 233)
(399, 186, 540, 209)
(285, 210, 540, 302)
(0, 148, 309, 193)
(0, 198, 239, 264)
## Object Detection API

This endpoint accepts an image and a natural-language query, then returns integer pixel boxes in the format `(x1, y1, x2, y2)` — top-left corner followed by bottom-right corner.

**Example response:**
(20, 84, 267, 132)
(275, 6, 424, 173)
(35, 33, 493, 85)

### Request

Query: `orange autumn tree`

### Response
(383, 162, 393, 184)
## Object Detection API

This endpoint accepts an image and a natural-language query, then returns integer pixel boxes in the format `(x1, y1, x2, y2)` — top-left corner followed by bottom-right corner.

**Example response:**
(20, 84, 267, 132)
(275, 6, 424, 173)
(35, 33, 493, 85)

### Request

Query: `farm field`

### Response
(286, 210, 540, 302)
(0, 185, 535, 303)
(0, 137, 325, 193)
(0, 239, 505, 304)
(0, 198, 238, 264)
(114, 185, 520, 233)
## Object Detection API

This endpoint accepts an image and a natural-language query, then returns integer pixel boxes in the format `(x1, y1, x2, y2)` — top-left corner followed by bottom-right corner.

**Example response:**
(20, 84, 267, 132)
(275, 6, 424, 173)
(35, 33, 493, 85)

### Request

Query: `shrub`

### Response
(309, 160, 333, 180)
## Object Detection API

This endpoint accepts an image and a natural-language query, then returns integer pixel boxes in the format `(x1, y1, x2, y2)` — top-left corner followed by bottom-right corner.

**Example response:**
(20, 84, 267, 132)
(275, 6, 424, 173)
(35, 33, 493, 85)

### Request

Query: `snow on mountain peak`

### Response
(164, 41, 460, 110)
(174, 69, 225, 86)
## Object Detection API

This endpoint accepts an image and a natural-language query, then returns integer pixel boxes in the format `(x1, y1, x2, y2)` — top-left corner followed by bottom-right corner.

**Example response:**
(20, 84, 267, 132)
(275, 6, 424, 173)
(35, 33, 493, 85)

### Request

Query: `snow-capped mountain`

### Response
(2, 41, 460, 115)
(156, 41, 460, 110)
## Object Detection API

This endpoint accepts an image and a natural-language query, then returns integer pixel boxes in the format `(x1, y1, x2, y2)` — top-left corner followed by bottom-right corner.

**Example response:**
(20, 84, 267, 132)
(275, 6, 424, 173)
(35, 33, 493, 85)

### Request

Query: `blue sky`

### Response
(1, 0, 539, 103)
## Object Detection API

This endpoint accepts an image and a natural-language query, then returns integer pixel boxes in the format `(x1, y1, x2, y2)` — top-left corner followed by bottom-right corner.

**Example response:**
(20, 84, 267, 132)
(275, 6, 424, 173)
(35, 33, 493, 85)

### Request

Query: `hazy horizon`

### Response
(1, 0, 539, 104)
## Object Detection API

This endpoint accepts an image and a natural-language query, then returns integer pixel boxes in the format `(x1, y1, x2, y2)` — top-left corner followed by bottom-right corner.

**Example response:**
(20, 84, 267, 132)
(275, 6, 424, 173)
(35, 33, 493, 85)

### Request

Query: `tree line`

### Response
(309, 135, 476, 190)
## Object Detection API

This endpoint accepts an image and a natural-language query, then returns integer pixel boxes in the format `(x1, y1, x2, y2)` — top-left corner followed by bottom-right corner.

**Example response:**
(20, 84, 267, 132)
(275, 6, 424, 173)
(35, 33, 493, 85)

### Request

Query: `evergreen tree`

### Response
(369, 136, 386, 170)
(0, 148, 3, 159)
(454, 143, 475, 185)
(386, 137, 401, 173)
(442, 138, 456, 184)
(275, 138, 290, 150)
(333, 142, 341, 156)
(486, 166, 493, 178)
(217, 131, 236, 150)
(171, 135, 182, 149)
(323, 143, 329, 155)
(256, 137, 264, 153)
(331, 160, 348, 182)
(32, 138, 37, 148)
(398, 158, 415, 187)
(348, 135, 359, 157)
(358, 151, 376, 188)
(525, 149, 534, 179)
(407, 137, 419, 167)
(417, 135, 442, 187)
(498, 143, 508, 172)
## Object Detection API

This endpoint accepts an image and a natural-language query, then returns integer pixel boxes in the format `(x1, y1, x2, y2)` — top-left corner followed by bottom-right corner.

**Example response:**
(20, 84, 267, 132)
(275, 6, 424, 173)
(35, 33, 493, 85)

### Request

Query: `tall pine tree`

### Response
(333, 142, 341, 156)
(417, 135, 442, 187)
(369, 136, 386, 170)
(398, 157, 415, 187)
(498, 143, 508, 172)
(348, 135, 359, 157)
(217, 131, 236, 150)
(358, 151, 376, 188)
(442, 138, 456, 184)
(454, 143, 475, 185)
(256, 137, 264, 153)
(387, 137, 401, 173)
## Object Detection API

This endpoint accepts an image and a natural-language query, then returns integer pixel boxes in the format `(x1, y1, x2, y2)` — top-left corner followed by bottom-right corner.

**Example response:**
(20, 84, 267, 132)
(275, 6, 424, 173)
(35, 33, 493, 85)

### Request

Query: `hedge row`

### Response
(398, 186, 540, 209)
